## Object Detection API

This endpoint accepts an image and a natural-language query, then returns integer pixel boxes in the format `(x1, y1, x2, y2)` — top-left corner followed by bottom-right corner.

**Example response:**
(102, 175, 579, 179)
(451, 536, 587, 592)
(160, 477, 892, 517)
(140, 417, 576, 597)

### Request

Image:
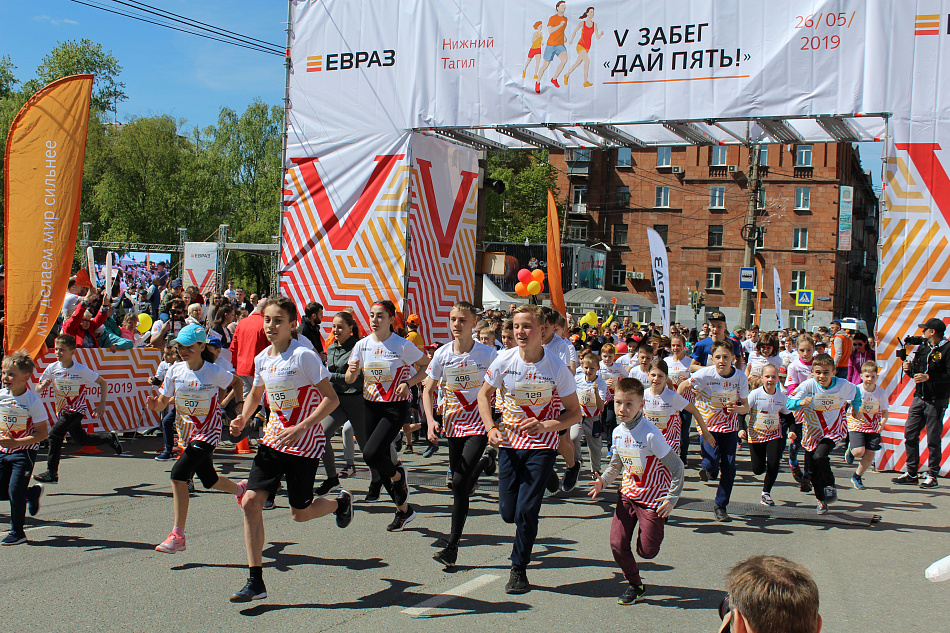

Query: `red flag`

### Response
(546, 189, 566, 316)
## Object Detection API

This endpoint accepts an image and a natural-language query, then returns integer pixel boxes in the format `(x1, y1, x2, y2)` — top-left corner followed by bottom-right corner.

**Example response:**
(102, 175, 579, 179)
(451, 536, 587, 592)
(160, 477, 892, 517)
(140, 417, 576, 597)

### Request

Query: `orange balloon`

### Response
(531, 269, 545, 283)
(515, 282, 530, 297)
(526, 280, 542, 295)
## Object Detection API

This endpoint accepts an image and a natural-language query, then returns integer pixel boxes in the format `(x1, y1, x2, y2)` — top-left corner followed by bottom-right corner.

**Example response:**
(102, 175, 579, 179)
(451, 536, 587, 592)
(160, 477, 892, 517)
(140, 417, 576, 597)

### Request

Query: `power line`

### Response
(66, 0, 284, 57)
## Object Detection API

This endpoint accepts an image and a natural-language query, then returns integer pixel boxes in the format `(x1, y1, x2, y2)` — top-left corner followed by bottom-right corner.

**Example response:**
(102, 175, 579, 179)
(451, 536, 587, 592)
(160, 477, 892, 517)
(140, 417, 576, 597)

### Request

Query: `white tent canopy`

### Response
(482, 275, 524, 309)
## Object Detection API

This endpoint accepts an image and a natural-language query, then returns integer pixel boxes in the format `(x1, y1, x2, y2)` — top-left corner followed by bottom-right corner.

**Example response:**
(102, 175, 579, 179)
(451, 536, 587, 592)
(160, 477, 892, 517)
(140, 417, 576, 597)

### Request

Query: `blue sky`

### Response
(1, 0, 288, 131)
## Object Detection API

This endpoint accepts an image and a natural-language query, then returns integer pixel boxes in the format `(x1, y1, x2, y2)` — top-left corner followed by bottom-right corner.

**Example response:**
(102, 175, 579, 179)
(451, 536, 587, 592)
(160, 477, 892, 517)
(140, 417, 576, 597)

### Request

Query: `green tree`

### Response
(24, 38, 127, 113)
(484, 150, 560, 243)
(0, 55, 18, 99)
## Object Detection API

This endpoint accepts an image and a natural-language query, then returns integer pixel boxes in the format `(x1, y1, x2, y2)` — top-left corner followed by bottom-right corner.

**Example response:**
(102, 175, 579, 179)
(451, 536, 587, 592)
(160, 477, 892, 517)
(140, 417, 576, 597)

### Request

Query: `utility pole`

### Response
(738, 145, 761, 329)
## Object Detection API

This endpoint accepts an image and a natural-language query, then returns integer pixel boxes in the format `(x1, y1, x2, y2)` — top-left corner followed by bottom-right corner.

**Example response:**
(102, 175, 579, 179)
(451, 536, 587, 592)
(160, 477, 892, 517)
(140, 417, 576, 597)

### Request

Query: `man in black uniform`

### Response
(893, 318, 950, 488)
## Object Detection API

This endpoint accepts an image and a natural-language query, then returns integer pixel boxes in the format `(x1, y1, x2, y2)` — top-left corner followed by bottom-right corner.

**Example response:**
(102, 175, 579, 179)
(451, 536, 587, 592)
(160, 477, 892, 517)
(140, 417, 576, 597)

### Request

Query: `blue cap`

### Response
(206, 332, 223, 348)
(174, 324, 207, 346)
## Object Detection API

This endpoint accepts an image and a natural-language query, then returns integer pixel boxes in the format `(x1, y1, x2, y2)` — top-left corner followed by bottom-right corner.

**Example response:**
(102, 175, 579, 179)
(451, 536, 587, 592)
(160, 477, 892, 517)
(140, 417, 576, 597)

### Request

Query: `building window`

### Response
(711, 145, 729, 166)
(756, 188, 766, 209)
(568, 219, 588, 241)
(708, 225, 723, 248)
(657, 146, 672, 167)
(755, 229, 765, 249)
(616, 185, 630, 206)
(611, 265, 627, 287)
(795, 186, 810, 210)
(655, 186, 670, 208)
(572, 184, 588, 205)
(790, 270, 807, 291)
(758, 146, 768, 166)
(793, 227, 808, 250)
(796, 144, 813, 167)
(709, 186, 726, 208)
(617, 147, 632, 168)
(789, 309, 805, 330)
(614, 224, 628, 246)
(568, 148, 591, 162)
(706, 267, 722, 290)
(653, 224, 668, 246)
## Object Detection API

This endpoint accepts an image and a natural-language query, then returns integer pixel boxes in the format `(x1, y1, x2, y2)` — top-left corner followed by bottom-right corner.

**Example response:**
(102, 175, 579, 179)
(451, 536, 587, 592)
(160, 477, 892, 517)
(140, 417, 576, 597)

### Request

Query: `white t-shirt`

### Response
(742, 338, 757, 356)
(790, 377, 858, 451)
(746, 387, 789, 443)
(254, 340, 331, 458)
(628, 364, 651, 385)
(545, 336, 578, 369)
(0, 388, 48, 453)
(62, 292, 83, 319)
(748, 352, 783, 377)
(847, 384, 888, 433)
(485, 347, 577, 450)
(426, 341, 496, 437)
(349, 334, 424, 402)
(663, 354, 691, 387)
(610, 418, 672, 509)
(598, 360, 625, 402)
(160, 360, 233, 446)
(688, 366, 749, 433)
(642, 387, 690, 437)
(575, 374, 608, 418)
(40, 361, 100, 417)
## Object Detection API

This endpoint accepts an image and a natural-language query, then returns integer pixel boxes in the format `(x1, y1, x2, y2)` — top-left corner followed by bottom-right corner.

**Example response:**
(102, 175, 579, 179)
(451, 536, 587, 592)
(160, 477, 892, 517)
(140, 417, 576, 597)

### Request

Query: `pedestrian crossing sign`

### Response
(795, 290, 814, 307)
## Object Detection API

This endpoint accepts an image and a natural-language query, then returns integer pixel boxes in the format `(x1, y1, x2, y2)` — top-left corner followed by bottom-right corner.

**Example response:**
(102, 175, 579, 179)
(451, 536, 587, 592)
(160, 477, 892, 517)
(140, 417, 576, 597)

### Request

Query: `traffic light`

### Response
(697, 292, 705, 311)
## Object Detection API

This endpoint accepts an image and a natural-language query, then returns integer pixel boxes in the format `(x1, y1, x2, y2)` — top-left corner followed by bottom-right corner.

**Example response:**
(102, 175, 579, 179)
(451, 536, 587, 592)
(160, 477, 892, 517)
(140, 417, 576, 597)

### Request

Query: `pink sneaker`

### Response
(235, 480, 248, 506)
(155, 533, 186, 553)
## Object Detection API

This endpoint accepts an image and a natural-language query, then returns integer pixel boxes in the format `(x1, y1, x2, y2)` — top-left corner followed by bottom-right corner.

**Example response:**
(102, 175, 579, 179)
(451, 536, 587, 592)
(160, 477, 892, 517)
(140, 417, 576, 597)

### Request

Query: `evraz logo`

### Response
(652, 256, 666, 313)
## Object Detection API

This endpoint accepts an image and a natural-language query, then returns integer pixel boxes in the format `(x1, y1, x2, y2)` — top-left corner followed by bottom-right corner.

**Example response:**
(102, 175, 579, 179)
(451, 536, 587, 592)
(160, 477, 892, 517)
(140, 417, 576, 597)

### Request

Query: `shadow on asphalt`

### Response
(169, 541, 389, 573)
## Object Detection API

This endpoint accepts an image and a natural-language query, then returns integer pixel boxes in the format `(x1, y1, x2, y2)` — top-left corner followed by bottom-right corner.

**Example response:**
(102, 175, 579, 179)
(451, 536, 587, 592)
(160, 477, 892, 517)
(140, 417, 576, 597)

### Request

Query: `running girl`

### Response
(746, 333, 783, 381)
(644, 359, 711, 457)
(785, 334, 816, 490)
(741, 364, 790, 506)
(565, 7, 603, 87)
(664, 334, 695, 464)
(522, 21, 544, 79)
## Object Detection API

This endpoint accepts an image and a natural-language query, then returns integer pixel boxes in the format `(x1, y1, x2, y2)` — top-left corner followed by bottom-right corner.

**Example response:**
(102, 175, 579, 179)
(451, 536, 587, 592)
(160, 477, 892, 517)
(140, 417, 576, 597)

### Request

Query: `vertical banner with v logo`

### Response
(183, 242, 218, 293)
(406, 133, 479, 342)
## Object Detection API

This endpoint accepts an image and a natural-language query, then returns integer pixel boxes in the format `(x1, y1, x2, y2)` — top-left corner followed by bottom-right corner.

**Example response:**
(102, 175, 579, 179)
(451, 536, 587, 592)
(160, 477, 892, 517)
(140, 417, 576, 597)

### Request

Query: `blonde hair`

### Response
(2, 350, 35, 376)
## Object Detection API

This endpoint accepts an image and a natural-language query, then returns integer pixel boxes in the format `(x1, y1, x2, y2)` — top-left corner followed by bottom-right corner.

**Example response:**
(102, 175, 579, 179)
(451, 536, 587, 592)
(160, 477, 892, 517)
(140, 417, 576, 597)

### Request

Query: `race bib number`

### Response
(513, 381, 553, 407)
(644, 409, 667, 431)
(668, 370, 688, 385)
(617, 446, 645, 476)
(749, 362, 766, 377)
(711, 389, 738, 408)
(55, 377, 83, 398)
(0, 406, 28, 435)
(446, 365, 480, 392)
(753, 411, 779, 434)
(814, 394, 840, 411)
(266, 380, 299, 411)
(578, 387, 596, 408)
(176, 389, 211, 417)
(861, 398, 879, 415)
(364, 360, 393, 385)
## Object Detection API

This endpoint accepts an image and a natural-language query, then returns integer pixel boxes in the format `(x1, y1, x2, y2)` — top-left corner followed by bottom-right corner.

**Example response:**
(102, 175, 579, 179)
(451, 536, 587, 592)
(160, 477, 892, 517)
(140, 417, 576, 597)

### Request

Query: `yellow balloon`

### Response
(526, 280, 542, 295)
(137, 312, 153, 334)
(580, 311, 598, 328)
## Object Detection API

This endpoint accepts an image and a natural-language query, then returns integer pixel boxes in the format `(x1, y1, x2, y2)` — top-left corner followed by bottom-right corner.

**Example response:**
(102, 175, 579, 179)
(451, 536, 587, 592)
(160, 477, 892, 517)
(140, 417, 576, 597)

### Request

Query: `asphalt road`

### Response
(3, 434, 947, 633)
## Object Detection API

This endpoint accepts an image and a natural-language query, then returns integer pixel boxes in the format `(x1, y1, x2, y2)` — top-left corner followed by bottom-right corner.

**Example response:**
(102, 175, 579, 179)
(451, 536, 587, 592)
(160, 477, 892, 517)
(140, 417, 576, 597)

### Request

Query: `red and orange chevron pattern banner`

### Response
(406, 134, 479, 343)
(877, 142, 950, 476)
(31, 348, 162, 433)
(279, 136, 411, 332)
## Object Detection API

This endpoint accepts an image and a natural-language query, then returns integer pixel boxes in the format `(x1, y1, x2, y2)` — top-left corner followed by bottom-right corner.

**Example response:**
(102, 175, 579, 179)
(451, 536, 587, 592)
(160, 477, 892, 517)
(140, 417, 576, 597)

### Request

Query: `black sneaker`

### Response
(229, 577, 267, 603)
(365, 480, 382, 502)
(387, 505, 417, 532)
(698, 468, 709, 482)
(893, 473, 919, 485)
(316, 477, 340, 496)
(920, 476, 939, 489)
(186, 479, 195, 494)
(1, 531, 28, 546)
(27, 484, 44, 517)
(713, 506, 731, 522)
(392, 464, 410, 507)
(394, 431, 404, 453)
(422, 443, 439, 458)
(800, 475, 813, 493)
(334, 490, 353, 527)
(482, 448, 497, 476)
(561, 460, 582, 492)
(618, 583, 646, 605)
(108, 433, 124, 455)
(546, 469, 559, 493)
(33, 470, 58, 484)
(505, 568, 530, 594)
(433, 545, 458, 568)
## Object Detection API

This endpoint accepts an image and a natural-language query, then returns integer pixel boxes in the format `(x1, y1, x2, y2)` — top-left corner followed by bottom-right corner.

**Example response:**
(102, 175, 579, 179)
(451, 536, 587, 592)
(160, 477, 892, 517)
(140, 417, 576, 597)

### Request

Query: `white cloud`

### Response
(33, 15, 80, 26)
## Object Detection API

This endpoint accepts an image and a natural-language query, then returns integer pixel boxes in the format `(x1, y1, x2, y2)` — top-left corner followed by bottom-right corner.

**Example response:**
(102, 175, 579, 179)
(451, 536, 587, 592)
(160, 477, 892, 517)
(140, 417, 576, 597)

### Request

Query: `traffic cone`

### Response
(75, 424, 104, 454)
(235, 437, 252, 454)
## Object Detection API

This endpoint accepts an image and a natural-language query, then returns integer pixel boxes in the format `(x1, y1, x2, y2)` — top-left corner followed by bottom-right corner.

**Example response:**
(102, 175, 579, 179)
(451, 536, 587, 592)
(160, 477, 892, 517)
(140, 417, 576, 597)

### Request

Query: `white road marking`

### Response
(401, 574, 500, 616)
(25, 519, 84, 533)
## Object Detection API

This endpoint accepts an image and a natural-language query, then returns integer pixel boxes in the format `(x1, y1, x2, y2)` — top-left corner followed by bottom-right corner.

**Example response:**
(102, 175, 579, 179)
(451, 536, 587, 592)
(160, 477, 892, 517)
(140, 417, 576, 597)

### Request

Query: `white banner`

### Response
(772, 267, 783, 330)
(183, 242, 217, 293)
(646, 228, 670, 335)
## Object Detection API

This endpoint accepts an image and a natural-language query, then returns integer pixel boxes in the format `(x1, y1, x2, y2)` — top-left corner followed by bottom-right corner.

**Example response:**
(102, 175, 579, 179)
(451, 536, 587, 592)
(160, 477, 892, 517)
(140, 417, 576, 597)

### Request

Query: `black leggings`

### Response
(749, 437, 785, 493)
(170, 440, 220, 488)
(363, 399, 408, 496)
(447, 434, 489, 545)
(804, 438, 837, 501)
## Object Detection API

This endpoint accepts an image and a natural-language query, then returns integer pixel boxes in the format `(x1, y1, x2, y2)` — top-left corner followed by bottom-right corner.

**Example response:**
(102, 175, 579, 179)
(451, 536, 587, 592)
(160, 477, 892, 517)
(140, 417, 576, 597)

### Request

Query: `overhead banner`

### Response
(405, 133, 478, 342)
(547, 189, 567, 317)
(772, 267, 783, 330)
(3, 74, 93, 357)
(838, 186, 854, 251)
(183, 242, 218, 293)
(646, 228, 670, 335)
(279, 132, 411, 333)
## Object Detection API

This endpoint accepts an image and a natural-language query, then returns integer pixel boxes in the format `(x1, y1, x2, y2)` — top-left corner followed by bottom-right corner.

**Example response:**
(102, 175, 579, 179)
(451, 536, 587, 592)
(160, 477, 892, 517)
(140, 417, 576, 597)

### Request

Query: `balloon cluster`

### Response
(515, 268, 545, 297)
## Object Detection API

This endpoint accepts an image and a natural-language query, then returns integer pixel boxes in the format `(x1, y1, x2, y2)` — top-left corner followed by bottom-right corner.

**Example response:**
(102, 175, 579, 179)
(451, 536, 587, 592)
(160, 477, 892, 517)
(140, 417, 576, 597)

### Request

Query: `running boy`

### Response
(628, 341, 654, 384)
(785, 333, 816, 488)
(146, 324, 246, 553)
(229, 296, 350, 603)
(741, 364, 791, 506)
(1, 352, 49, 545)
(34, 334, 122, 483)
(786, 353, 861, 515)
(573, 353, 608, 476)
(478, 305, 581, 594)
(678, 341, 749, 522)
(845, 361, 888, 491)
(644, 359, 712, 456)
(588, 377, 685, 605)
(664, 334, 695, 464)
(598, 343, 624, 445)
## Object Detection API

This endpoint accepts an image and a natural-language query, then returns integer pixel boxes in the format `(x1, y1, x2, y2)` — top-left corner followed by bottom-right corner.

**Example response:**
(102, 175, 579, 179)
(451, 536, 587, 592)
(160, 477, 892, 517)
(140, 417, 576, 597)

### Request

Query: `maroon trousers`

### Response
(609, 495, 667, 586)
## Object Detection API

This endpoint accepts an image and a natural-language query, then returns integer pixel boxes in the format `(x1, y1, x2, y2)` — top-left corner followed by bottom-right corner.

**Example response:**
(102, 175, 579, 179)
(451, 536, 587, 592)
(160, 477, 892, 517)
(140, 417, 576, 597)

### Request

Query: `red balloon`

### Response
(531, 269, 545, 283)
(616, 342, 628, 353)
(517, 268, 532, 284)
(515, 281, 530, 297)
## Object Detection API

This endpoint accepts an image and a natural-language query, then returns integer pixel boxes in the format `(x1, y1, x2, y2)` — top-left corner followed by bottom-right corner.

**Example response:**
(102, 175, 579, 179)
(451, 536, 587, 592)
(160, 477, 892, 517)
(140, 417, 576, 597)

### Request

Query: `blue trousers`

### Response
(0, 449, 38, 535)
(700, 431, 738, 509)
(498, 447, 557, 570)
